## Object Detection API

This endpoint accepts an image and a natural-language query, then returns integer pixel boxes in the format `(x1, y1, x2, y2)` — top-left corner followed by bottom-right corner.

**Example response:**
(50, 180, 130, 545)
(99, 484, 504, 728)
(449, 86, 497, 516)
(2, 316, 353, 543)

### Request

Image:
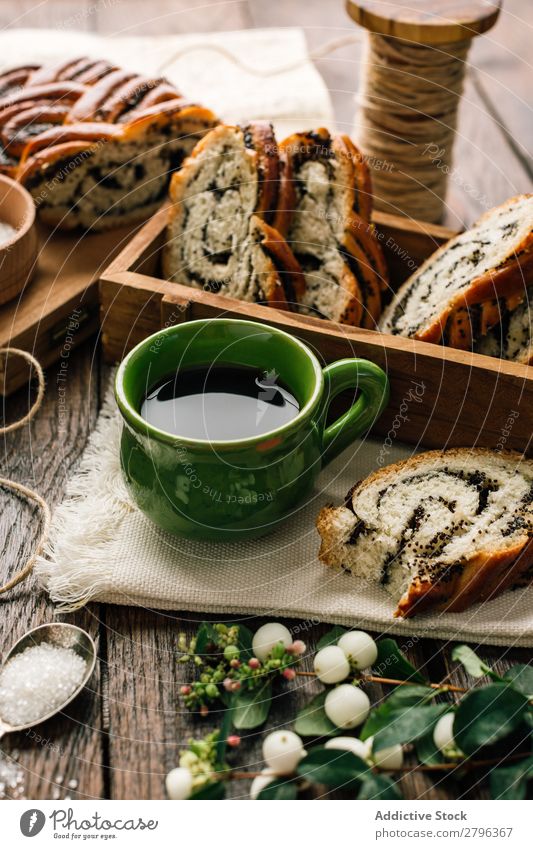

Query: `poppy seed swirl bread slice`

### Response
(274, 128, 388, 327)
(379, 195, 533, 347)
(316, 449, 533, 618)
(162, 123, 305, 308)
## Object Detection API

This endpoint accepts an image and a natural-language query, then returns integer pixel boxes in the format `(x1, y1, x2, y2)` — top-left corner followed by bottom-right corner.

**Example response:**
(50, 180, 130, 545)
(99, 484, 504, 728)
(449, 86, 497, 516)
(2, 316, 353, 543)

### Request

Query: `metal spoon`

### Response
(0, 623, 96, 739)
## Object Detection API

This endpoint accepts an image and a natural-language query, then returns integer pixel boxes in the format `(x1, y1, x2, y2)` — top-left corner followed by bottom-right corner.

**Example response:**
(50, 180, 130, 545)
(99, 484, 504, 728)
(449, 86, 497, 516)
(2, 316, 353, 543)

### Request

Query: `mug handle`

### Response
(320, 358, 389, 466)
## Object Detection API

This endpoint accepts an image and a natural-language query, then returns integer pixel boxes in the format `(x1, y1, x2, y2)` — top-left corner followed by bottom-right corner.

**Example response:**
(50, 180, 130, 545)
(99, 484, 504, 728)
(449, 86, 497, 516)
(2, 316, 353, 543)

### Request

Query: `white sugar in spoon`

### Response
(0, 623, 96, 739)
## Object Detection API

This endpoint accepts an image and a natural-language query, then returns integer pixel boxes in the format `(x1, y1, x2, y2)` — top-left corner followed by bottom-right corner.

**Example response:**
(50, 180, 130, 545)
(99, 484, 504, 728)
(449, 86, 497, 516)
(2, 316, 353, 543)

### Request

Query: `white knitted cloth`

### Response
(0, 27, 334, 137)
(37, 381, 533, 647)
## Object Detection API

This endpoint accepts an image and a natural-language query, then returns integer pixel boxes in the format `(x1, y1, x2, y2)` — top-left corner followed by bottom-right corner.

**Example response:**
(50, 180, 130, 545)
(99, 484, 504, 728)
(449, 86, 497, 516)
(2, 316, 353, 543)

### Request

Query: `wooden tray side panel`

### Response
(159, 287, 533, 455)
(0, 223, 139, 396)
(99, 208, 532, 455)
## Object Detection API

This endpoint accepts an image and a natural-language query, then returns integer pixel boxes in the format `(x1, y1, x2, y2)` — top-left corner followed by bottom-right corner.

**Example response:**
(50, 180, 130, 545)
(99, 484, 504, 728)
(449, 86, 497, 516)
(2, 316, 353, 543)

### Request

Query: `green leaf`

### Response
(451, 644, 495, 679)
(189, 781, 226, 799)
(227, 622, 254, 659)
(297, 747, 369, 789)
(415, 728, 445, 766)
(375, 638, 426, 684)
(317, 626, 347, 650)
(195, 622, 220, 655)
(372, 704, 447, 753)
(454, 683, 530, 756)
(490, 756, 533, 800)
(358, 774, 402, 800)
(257, 778, 298, 800)
(503, 665, 533, 698)
(360, 685, 436, 741)
(232, 681, 272, 729)
(294, 691, 342, 738)
(215, 703, 234, 765)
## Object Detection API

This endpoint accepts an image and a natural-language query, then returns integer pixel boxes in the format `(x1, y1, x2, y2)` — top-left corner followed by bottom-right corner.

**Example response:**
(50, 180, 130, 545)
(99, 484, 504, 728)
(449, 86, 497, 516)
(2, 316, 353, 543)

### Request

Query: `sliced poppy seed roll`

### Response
(162, 122, 305, 308)
(316, 449, 533, 618)
(274, 128, 388, 327)
(379, 195, 533, 347)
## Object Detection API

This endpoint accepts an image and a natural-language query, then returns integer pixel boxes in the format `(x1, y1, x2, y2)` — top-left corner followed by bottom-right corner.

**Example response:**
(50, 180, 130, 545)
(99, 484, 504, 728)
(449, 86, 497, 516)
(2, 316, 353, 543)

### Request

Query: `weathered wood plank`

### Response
(0, 344, 105, 800)
(469, 0, 532, 166)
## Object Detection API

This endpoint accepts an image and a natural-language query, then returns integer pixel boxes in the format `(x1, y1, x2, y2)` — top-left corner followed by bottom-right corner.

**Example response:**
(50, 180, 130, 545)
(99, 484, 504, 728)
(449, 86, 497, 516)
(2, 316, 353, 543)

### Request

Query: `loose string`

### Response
(156, 34, 363, 78)
(0, 348, 49, 594)
(354, 33, 471, 222)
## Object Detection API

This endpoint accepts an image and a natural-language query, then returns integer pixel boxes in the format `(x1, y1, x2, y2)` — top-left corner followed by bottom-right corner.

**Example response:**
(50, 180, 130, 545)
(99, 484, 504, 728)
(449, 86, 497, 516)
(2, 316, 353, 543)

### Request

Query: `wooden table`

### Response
(0, 0, 532, 801)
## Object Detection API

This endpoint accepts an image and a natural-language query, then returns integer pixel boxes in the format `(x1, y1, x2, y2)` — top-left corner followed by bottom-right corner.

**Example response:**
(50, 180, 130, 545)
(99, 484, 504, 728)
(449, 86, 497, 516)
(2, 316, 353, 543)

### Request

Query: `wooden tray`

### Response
(0, 222, 138, 396)
(99, 204, 533, 455)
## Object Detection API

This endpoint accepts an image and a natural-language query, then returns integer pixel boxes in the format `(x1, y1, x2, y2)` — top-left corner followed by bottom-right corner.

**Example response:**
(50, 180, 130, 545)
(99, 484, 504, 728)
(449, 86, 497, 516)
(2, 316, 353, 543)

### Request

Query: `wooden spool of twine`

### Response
(0, 348, 50, 594)
(347, 0, 501, 222)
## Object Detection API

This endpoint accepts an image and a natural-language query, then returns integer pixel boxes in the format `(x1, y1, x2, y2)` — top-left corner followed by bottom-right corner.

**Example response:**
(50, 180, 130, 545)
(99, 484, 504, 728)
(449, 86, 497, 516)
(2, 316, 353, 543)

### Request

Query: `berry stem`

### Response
(225, 749, 528, 782)
(384, 751, 528, 773)
(295, 670, 467, 693)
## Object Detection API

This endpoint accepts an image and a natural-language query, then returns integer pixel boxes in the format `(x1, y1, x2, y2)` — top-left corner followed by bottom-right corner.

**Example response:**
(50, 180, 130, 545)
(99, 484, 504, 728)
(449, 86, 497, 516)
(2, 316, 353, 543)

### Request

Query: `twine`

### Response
(354, 33, 471, 223)
(156, 34, 363, 78)
(0, 348, 50, 594)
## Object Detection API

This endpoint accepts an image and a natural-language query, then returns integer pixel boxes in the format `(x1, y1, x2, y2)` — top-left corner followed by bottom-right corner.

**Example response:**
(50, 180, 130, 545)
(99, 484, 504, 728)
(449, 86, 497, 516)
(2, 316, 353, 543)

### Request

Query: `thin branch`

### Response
(295, 670, 467, 693)
(228, 750, 528, 781)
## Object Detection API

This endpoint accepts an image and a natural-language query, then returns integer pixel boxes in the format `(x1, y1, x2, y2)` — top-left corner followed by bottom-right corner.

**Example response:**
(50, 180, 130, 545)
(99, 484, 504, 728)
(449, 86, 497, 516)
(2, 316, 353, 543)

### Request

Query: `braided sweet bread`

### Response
(379, 195, 533, 350)
(317, 449, 533, 618)
(275, 128, 388, 326)
(0, 58, 217, 229)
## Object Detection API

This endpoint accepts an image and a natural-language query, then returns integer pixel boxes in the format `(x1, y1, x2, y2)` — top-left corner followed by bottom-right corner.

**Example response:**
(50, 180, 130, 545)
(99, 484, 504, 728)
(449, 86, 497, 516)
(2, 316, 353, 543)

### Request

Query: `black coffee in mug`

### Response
(140, 364, 300, 440)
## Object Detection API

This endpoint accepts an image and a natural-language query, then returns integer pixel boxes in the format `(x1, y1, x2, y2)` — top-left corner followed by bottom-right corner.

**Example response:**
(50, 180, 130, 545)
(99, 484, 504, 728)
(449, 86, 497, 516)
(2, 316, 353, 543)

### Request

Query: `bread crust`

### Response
(163, 124, 302, 309)
(382, 194, 533, 347)
(240, 122, 280, 221)
(418, 250, 533, 346)
(316, 448, 533, 618)
(0, 58, 217, 226)
(258, 217, 306, 303)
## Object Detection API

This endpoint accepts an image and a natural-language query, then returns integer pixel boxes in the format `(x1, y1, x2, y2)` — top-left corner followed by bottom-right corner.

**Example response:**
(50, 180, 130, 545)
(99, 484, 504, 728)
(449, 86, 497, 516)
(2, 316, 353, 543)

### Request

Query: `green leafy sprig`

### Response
(177, 622, 303, 728)
(175, 623, 533, 801)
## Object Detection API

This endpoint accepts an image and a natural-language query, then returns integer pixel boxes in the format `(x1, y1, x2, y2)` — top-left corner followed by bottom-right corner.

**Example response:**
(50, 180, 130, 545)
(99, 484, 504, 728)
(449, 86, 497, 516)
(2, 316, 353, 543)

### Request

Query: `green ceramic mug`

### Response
(115, 318, 389, 540)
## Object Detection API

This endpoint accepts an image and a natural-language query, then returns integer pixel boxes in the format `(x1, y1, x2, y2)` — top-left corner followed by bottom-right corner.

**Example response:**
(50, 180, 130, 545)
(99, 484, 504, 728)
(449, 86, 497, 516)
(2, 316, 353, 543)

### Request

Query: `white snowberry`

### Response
(165, 767, 193, 800)
(337, 631, 378, 671)
(262, 730, 305, 775)
(366, 736, 404, 770)
(324, 736, 371, 760)
(433, 713, 457, 755)
(250, 769, 276, 800)
(324, 685, 370, 729)
(252, 623, 292, 661)
(313, 645, 350, 684)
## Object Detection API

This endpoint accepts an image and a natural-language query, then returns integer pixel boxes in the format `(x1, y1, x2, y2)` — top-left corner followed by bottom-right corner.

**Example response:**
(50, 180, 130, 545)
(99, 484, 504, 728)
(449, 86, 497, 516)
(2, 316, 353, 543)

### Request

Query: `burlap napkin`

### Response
(36, 381, 533, 647)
